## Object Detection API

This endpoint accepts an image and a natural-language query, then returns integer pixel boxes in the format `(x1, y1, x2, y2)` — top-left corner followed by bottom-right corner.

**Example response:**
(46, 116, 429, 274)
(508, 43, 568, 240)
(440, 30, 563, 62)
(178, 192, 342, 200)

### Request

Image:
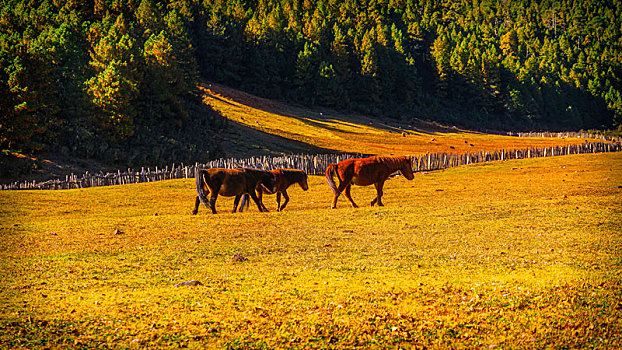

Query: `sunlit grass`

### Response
(1, 152, 621, 348)
(201, 83, 601, 156)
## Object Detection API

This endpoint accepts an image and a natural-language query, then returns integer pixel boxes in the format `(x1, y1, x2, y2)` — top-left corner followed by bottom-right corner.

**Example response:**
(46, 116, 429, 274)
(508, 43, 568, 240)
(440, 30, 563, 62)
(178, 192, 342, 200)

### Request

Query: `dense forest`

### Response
(1, 0, 621, 168)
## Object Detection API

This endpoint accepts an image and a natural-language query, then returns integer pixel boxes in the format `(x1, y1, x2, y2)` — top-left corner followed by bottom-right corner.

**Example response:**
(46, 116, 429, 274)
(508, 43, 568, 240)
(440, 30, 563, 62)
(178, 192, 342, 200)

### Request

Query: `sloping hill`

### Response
(2, 83, 607, 186)
(201, 83, 598, 158)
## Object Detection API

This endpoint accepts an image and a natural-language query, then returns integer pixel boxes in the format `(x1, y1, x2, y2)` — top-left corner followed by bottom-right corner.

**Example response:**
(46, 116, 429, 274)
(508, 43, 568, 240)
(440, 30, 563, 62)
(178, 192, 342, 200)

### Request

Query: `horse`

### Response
(325, 155, 414, 209)
(192, 167, 276, 214)
(239, 169, 309, 212)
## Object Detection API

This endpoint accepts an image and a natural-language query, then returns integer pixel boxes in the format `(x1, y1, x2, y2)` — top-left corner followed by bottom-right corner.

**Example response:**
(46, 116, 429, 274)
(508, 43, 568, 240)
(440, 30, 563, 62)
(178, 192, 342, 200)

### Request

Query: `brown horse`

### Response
(240, 169, 309, 212)
(192, 167, 276, 214)
(325, 155, 414, 208)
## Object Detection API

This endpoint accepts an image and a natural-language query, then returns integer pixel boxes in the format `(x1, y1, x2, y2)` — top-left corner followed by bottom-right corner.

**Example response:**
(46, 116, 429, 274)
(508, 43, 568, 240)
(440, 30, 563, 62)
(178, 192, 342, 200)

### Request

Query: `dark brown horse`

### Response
(240, 169, 309, 212)
(325, 155, 414, 208)
(192, 167, 275, 214)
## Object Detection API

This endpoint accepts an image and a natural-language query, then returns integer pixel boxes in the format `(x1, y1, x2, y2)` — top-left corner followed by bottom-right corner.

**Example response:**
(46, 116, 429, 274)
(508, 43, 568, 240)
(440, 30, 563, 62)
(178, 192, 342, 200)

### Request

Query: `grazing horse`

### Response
(240, 169, 309, 212)
(325, 155, 414, 209)
(192, 167, 275, 214)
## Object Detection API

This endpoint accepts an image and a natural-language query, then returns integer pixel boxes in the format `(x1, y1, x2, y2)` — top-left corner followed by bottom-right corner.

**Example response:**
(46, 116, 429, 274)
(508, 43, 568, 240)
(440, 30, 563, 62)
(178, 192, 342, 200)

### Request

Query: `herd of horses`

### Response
(192, 155, 414, 214)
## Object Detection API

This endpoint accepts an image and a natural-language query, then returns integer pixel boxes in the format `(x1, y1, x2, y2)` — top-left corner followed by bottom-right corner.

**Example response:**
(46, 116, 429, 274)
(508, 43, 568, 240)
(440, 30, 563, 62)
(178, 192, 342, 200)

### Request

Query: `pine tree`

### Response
(500, 29, 518, 58)
(86, 13, 140, 138)
(294, 41, 319, 104)
(431, 28, 452, 93)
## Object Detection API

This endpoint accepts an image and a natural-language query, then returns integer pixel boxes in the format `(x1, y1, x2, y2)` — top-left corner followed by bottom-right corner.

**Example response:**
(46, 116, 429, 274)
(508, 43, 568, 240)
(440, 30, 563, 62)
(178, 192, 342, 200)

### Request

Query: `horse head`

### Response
(299, 173, 309, 191)
(401, 156, 415, 180)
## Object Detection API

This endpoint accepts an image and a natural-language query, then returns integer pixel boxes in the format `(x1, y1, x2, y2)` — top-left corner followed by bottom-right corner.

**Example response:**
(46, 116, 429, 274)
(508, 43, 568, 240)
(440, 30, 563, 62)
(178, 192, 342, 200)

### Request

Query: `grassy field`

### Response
(1, 152, 621, 348)
(202, 83, 601, 157)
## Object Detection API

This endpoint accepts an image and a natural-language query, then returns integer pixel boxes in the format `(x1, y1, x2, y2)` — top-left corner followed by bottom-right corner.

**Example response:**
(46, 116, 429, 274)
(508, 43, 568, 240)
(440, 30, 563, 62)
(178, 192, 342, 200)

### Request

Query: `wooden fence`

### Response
(2, 142, 620, 190)
(505, 131, 622, 143)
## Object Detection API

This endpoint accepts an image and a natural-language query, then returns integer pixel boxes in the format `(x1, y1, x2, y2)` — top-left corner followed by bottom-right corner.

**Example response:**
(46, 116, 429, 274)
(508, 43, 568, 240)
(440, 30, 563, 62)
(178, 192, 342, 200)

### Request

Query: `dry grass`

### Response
(1, 152, 621, 348)
(201, 83, 599, 156)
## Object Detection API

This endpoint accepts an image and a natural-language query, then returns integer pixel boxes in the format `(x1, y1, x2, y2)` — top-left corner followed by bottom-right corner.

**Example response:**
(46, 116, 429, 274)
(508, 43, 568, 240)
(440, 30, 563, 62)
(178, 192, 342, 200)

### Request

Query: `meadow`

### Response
(1, 152, 621, 348)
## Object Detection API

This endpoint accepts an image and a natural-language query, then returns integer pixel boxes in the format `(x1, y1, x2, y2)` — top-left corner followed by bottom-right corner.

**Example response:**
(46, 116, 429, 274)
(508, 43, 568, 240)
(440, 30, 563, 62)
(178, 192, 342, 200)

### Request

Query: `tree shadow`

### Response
(201, 82, 474, 138)
(215, 117, 336, 159)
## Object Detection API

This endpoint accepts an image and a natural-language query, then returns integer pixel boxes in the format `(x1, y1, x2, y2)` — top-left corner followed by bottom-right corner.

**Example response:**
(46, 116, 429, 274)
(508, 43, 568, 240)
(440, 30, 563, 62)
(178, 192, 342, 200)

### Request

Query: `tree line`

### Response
(1, 0, 224, 166)
(1, 0, 621, 166)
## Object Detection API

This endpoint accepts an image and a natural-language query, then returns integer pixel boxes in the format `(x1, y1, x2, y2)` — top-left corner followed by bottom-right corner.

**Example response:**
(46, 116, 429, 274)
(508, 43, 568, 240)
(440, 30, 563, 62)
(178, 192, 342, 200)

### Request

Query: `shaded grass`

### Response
(1, 153, 621, 348)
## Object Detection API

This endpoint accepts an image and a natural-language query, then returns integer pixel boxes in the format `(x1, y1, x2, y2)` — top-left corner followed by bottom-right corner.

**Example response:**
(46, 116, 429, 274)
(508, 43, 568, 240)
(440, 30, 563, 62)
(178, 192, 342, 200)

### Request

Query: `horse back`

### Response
(240, 168, 276, 193)
(204, 168, 249, 196)
(336, 156, 393, 186)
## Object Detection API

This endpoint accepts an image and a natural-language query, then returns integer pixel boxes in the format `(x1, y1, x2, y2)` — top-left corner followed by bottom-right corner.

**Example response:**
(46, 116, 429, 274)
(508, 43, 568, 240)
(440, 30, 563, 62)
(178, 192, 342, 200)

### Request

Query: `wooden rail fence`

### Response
(2, 142, 620, 190)
(505, 131, 621, 143)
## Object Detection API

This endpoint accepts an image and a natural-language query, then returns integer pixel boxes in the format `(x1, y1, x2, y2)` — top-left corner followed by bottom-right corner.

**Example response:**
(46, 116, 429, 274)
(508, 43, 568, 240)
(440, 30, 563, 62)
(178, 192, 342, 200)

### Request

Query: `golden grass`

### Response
(1, 152, 621, 348)
(201, 83, 600, 156)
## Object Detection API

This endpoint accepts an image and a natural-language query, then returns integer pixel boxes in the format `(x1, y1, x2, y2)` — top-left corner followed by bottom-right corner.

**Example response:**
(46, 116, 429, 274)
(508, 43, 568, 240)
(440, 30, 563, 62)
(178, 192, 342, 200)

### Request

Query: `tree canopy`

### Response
(1, 0, 621, 163)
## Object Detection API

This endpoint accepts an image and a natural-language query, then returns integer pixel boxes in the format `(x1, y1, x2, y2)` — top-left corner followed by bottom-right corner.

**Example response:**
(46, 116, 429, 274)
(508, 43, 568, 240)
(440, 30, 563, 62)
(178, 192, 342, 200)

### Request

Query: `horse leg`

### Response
(242, 193, 252, 212)
(238, 194, 248, 212)
(209, 194, 218, 214)
(233, 195, 242, 213)
(372, 181, 385, 206)
(344, 184, 358, 208)
(192, 196, 200, 215)
(275, 192, 282, 211)
(249, 192, 268, 212)
(193, 183, 211, 215)
(279, 190, 290, 211)
(371, 183, 379, 206)
(257, 190, 268, 212)
(238, 193, 255, 213)
(331, 191, 340, 209)
(331, 175, 352, 209)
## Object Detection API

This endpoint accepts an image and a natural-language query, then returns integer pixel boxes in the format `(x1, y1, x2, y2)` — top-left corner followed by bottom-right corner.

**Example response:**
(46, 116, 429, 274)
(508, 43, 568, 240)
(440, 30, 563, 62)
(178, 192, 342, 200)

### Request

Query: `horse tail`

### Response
(325, 163, 339, 195)
(195, 168, 209, 208)
(240, 194, 251, 209)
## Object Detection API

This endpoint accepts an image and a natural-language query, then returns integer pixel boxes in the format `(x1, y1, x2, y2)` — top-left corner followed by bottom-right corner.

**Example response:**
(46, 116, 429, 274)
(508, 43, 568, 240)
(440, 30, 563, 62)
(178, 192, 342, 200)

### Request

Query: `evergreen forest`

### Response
(1, 0, 621, 167)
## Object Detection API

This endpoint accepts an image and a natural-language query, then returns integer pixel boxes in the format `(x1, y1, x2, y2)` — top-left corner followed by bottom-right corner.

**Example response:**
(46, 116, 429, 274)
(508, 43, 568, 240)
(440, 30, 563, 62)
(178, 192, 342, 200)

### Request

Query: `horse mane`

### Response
(374, 155, 408, 170)
(276, 169, 307, 182)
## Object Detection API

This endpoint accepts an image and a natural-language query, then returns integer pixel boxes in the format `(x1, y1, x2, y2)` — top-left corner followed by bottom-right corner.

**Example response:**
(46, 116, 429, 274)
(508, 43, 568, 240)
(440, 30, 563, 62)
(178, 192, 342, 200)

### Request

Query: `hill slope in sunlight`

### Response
(201, 83, 600, 158)
(2, 82, 608, 186)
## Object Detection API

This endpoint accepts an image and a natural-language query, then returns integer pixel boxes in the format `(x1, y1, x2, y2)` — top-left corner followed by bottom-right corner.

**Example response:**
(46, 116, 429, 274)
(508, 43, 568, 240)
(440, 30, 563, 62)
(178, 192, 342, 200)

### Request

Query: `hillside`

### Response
(2, 81, 606, 185)
(201, 82, 599, 157)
